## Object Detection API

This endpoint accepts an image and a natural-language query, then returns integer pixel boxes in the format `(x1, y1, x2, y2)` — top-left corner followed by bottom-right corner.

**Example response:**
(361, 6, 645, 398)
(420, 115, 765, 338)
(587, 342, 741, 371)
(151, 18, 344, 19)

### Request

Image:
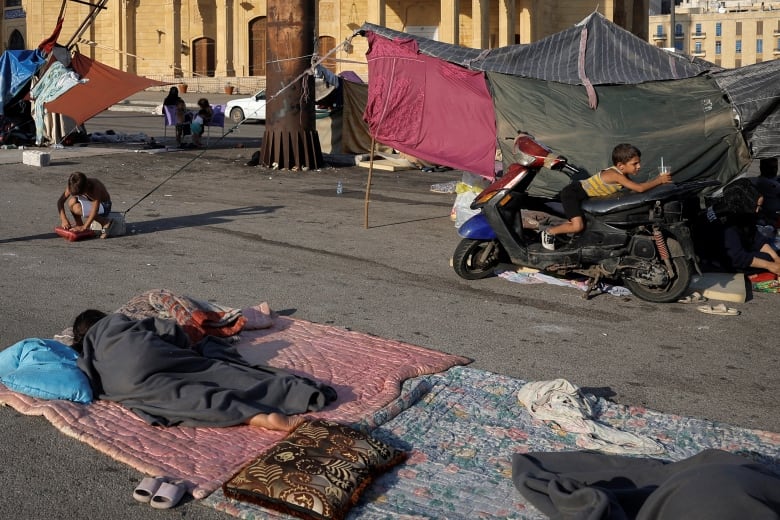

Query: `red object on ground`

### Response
(54, 226, 96, 242)
(748, 272, 777, 283)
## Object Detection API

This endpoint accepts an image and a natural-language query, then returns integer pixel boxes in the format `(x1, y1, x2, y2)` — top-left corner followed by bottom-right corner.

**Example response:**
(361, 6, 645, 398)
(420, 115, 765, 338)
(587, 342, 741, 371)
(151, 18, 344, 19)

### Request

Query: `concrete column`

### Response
(164, 0, 182, 77)
(366, 0, 386, 27)
(517, 0, 532, 43)
(215, 0, 235, 76)
(113, 1, 124, 70)
(498, 0, 516, 46)
(472, 0, 489, 48)
(440, 0, 459, 44)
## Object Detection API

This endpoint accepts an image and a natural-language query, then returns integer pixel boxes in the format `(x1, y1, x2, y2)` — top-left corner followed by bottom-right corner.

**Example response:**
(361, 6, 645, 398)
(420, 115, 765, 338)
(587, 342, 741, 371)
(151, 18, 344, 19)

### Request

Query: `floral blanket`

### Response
(203, 366, 780, 519)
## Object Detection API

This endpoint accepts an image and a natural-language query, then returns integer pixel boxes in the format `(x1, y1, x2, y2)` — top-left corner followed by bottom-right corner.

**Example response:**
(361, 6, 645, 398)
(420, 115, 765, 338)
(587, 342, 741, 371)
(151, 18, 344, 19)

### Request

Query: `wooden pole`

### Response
(261, 0, 322, 170)
(364, 136, 376, 229)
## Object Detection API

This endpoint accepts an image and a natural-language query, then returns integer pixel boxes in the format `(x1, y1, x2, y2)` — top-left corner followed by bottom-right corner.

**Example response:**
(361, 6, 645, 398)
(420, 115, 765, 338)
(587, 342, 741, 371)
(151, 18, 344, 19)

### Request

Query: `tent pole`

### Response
(364, 136, 376, 229)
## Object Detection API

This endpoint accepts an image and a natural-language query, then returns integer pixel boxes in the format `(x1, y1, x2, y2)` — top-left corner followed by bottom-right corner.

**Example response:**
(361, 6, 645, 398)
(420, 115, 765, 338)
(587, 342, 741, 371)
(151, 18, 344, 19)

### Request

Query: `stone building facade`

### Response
(649, 2, 780, 68)
(3, 0, 648, 93)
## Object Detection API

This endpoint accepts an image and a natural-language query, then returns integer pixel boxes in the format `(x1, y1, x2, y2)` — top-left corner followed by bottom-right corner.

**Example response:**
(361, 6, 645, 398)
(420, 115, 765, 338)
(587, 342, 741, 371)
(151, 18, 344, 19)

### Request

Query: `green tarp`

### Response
(490, 73, 750, 198)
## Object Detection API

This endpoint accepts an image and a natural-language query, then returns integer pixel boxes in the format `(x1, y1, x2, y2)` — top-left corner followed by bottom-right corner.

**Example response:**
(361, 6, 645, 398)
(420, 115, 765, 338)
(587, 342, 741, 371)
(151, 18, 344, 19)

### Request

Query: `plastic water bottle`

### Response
(336, 180, 343, 195)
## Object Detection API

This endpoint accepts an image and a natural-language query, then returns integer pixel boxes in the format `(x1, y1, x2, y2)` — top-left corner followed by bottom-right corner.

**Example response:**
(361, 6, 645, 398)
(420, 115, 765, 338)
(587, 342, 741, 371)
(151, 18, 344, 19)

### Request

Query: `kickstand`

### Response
(583, 273, 602, 300)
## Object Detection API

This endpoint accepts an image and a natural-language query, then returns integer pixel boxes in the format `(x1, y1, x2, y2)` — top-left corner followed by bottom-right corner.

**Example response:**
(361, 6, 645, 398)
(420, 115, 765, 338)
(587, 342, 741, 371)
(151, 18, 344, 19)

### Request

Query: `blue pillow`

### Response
(0, 338, 93, 403)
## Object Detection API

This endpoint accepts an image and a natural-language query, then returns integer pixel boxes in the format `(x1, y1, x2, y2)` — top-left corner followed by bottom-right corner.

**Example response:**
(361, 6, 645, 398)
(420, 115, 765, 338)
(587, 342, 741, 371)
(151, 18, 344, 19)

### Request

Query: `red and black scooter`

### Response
(453, 133, 718, 302)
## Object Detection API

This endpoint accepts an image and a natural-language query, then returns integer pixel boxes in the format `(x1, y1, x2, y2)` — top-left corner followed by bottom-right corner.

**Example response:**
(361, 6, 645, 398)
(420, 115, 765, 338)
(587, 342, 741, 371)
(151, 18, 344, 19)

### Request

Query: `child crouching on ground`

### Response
(56, 172, 113, 238)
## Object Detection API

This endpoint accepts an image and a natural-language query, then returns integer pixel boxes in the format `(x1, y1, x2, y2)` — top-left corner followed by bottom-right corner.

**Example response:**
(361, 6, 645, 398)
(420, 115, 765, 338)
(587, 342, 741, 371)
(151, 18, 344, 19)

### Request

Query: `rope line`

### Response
(123, 32, 360, 215)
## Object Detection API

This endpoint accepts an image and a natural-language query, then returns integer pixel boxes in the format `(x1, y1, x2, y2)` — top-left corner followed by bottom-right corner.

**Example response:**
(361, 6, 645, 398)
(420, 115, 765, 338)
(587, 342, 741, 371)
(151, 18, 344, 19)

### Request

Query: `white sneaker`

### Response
(541, 230, 556, 250)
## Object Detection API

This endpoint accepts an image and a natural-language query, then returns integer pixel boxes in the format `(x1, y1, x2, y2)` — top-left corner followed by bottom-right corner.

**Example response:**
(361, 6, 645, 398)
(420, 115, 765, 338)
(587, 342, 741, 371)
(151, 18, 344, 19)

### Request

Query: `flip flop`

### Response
(678, 291, 707, 304)
(697, 303, 740, 316)
(133, 476, 166, 503)
(100, 218, 114, 239)
(150, 481, 186, 509)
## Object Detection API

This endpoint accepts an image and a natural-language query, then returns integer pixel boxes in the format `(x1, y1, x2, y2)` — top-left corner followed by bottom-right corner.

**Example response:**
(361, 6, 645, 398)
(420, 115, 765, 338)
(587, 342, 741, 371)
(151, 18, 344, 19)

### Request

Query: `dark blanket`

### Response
(77, 313, 337, 427)
(513, 449, 780, 519)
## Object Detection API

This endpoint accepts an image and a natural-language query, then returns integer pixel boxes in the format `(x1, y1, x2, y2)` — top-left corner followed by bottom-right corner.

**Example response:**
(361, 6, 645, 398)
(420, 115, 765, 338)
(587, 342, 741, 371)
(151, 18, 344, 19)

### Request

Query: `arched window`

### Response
(316, 36, 336, 73)
(192, 37, 215, 77)
(8, 29, 25, 50)
(249, 17, 266, 76)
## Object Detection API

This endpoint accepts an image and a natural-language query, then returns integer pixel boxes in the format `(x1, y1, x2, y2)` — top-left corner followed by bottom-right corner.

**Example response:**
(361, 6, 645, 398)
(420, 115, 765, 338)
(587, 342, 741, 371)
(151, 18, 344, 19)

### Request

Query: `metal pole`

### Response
(670, 0, 676, 49)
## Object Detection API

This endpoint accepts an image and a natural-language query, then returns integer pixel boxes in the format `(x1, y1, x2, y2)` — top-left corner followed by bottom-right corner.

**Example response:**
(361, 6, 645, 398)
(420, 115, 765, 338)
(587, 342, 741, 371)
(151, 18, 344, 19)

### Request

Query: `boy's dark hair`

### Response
(67, 172, 88, 195)
(612, 144, 641, 166)
(71, 309, 107, 354)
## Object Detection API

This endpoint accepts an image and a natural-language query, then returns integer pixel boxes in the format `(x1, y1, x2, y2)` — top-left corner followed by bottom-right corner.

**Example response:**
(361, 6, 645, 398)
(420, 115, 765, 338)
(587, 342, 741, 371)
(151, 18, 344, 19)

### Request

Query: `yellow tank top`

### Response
(580, 167, 624, 197)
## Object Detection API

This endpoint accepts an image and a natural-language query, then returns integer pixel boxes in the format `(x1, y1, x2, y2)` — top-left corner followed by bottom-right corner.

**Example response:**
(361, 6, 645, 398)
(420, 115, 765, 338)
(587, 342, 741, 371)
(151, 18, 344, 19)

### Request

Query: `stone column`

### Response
(517, 0, 532, 43)
(440, 0, 459, 44)
(498, 0, 516, 46)
(366, 0, 386, 27)
(472, 0, 489, 48)
(165, 0, 182, 77)
(113, 0, 124, 70)
(216, 0, 236, 76)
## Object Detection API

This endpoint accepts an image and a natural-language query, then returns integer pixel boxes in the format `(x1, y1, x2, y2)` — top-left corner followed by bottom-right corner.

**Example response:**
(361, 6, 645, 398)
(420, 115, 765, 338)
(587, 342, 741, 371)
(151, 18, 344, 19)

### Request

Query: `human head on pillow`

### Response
(70, 309, 336, 431)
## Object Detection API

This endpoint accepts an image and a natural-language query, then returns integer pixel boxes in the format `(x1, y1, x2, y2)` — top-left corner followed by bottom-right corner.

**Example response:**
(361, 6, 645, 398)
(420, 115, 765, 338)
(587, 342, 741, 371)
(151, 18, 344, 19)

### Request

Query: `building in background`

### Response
(649, 1, 780, 67)
(2, 1, 648, 92)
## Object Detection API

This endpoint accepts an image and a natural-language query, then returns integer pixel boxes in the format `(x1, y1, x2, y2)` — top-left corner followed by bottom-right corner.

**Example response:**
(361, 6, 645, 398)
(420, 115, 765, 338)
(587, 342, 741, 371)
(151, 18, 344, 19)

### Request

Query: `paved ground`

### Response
(0, 100, 776, 519)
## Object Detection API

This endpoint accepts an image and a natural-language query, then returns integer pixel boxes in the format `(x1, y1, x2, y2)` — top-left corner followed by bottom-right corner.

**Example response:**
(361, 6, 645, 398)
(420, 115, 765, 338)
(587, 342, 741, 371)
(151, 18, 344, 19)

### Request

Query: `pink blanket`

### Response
(0, 315, 469, 499)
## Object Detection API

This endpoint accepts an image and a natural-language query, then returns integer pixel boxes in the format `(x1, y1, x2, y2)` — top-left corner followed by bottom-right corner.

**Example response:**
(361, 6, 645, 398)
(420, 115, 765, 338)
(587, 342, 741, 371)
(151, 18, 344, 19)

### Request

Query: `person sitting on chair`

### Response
(190, 98, 213, 147)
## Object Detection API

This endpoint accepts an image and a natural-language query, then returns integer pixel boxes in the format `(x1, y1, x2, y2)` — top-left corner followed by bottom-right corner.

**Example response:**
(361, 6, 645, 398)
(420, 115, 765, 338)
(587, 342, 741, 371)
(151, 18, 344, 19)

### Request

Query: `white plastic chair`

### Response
(162, 104, 178, 144)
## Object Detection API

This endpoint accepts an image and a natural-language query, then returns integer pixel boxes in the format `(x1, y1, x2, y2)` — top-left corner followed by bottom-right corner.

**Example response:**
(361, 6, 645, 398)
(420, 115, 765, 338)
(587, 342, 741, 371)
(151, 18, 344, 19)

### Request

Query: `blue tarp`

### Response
(0, 49, 47, 115)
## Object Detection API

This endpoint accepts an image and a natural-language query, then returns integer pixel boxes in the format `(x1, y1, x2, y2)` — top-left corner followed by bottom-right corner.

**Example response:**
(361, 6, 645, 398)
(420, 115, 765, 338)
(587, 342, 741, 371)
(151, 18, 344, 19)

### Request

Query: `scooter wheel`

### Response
(452, 239, 500, 280)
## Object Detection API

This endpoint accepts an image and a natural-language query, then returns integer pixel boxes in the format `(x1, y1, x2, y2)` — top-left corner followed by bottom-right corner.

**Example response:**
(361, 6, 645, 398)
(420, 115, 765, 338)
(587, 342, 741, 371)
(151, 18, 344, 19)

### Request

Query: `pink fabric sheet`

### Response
(364, 32, 498, 178)
(0, 316, 469, 499)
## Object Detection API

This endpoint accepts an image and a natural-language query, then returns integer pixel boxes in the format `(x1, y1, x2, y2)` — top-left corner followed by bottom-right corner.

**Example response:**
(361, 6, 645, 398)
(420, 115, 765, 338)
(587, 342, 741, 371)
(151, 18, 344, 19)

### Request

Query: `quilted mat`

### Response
(0, 316, 470, 499)
(203, 366, 780, 519)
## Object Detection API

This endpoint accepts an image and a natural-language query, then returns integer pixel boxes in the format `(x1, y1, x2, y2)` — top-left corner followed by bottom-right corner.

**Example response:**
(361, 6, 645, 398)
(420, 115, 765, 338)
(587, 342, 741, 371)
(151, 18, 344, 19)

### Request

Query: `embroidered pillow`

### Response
(223, 419, 407, 520)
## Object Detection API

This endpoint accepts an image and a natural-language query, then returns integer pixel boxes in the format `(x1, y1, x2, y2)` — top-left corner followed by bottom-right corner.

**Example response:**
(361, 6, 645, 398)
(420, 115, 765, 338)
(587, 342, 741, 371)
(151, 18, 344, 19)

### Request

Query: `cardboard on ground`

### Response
(689, 272, 747, 303)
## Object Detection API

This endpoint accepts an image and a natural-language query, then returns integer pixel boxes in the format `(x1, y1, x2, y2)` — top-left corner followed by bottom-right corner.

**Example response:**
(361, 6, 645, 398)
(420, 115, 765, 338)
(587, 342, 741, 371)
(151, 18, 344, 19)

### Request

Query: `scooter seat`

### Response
(582, 184, 683, 215)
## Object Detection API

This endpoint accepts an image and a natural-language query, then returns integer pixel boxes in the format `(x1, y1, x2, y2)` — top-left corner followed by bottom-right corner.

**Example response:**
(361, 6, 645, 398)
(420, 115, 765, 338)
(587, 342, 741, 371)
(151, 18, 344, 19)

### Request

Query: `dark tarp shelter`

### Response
(0, 49, 47, 114)
(360, 12, 778, 197)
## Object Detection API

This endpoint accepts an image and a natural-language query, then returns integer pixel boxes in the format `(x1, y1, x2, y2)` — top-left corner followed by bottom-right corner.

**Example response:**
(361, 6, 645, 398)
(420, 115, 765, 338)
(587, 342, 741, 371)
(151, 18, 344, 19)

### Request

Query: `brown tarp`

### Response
(45, 51, 168, 125)
(341, 79, 393, 155)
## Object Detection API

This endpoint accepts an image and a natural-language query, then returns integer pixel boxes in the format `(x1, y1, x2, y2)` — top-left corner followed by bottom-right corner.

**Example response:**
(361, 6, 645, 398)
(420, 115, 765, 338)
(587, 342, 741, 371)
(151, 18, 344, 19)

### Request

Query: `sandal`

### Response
(133, 476, 166, 503)
(677, 291, 707, 304)
(100, 218, 114, 239)
(697, 303, 740, 316)
(150, 480, 186, 509)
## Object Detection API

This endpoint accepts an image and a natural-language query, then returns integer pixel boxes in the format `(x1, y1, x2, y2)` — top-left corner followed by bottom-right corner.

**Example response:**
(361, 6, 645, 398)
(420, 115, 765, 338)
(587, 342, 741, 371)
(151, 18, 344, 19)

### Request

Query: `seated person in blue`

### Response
(190, 98, 213, 147)
(693, 179, 780, 276)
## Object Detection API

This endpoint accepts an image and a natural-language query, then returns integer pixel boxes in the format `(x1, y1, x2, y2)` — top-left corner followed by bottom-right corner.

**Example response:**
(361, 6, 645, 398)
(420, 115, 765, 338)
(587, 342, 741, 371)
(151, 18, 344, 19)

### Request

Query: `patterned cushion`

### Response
(223, 419, 407, 520)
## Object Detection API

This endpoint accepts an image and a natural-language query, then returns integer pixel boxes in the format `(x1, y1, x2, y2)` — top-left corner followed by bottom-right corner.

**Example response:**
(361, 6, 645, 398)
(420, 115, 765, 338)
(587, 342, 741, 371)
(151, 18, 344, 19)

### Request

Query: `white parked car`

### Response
(225, 89, 267, 123)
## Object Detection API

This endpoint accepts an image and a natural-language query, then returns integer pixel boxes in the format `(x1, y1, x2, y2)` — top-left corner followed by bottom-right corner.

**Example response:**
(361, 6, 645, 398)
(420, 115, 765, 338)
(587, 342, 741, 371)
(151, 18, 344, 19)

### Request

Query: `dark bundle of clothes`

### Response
(512, 449, 780, 519)
(692, 178, 774, 273)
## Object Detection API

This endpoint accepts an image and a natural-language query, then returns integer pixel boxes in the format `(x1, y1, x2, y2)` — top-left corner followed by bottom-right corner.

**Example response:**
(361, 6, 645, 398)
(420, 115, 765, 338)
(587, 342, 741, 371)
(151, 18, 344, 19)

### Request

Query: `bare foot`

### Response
(247, 412, 305, 432)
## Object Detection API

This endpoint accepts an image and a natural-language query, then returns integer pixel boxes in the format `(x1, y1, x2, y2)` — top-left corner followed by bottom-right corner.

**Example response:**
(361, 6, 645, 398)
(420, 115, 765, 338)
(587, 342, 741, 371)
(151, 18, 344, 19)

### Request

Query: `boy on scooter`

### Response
(540, 143, 672, 250)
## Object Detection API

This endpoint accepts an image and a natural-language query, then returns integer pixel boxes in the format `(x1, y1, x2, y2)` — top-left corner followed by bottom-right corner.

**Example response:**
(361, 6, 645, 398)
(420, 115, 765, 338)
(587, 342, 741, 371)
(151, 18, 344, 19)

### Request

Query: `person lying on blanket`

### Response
(71, 309, 337, 431)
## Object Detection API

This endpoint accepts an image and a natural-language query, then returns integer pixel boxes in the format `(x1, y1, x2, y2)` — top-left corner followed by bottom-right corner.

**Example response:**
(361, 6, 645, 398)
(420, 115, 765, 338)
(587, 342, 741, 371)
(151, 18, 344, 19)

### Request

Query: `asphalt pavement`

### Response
(0, 98, 777, 519)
